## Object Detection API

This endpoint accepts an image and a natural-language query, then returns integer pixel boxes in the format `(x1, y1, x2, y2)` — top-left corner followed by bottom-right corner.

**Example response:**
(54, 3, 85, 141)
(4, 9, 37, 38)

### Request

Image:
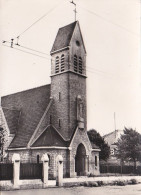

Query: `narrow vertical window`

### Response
(74, 55, 77, 72)
(59, 92, 61, 101)
(59, 119, 61, 127)
(48, 154, 51, 166)
(37, 155, 39, 164)
(95, 156, 97, 166)
(55, 56, 59, 73)
(79, 57, 83, 74)
(61, 54, 65, 72)
(50, 115, 52, 124)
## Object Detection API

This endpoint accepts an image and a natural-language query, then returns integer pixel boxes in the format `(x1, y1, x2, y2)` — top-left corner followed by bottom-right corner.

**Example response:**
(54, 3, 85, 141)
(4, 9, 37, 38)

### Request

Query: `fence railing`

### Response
(100, 165, 141, 175)
(1, 154, 64, 188)
(0, 163, 13, 180)
(1, 163, 141, 181)
(20, 163, 43, 179)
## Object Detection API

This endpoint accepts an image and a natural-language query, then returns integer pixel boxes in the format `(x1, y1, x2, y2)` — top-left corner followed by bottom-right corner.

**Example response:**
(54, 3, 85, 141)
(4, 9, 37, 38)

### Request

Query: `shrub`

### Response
(112, 181, 118, 185)
(127, 180, 132, 185)
(97, 181, 104, 186)
(117, 181, 126, 186)
(88, 181, 98, 187)
(130, 179, 138, 185)
(83, 181, 89, 186)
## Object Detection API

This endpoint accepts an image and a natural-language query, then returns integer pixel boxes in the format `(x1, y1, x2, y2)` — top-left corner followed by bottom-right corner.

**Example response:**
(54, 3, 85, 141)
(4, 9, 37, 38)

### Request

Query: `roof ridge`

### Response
(31, 125, 67, 147)
(51, 21, 78, 53)
(59, 21, 77, 30)
(31, 125, 50, 147)
(51, 125, 69, 142)
(103, 131, 115, 137)
(27, 98, 53, 147)
(68, 21, 78, 46)
(1, 84, 51, 98)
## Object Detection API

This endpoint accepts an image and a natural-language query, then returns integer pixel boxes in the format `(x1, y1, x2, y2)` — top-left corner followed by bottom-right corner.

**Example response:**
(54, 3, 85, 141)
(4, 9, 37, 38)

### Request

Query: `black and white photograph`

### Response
(0, 0, 141, 194)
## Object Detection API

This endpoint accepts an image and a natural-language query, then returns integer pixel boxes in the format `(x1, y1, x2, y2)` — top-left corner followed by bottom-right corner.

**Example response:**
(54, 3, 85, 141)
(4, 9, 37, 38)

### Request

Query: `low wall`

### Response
(0, 179, 56, 191)
(1, 176, 141, 191)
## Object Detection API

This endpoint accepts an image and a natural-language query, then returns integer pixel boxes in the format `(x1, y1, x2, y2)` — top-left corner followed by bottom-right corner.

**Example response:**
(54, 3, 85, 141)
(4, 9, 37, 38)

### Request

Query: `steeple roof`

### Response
(51, 21, 77, 53)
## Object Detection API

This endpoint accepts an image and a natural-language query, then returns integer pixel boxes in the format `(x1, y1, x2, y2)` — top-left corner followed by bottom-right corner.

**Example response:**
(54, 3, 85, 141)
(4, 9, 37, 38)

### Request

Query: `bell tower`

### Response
(50, 21, 87, 140)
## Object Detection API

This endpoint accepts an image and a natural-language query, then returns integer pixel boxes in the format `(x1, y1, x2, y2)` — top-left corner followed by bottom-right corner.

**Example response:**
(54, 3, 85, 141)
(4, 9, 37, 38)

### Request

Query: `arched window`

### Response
(55, 56, 59, 73)
(61, 54, 65, 72)
(79, 57, 83, 74)
(74, 55, 77, 72)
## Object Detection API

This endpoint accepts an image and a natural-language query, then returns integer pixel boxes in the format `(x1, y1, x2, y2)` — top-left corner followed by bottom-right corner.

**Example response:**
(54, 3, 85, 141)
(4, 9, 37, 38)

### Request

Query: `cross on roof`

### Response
(70, 1, 77, 21)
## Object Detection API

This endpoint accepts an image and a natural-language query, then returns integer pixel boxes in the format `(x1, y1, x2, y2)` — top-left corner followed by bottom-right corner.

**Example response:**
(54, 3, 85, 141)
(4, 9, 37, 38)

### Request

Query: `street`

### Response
(1, 184, 141, 195)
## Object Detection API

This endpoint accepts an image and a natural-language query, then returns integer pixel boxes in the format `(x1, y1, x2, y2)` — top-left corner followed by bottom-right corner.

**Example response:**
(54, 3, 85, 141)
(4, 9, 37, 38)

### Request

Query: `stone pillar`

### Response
(69, 153, 76, 178)
(56, 155, 63, 187)
(41, 154, 49, 187)
(97, 155, 100, 175)
(12, 153, 20, 189)
(84, 155, 88, 175)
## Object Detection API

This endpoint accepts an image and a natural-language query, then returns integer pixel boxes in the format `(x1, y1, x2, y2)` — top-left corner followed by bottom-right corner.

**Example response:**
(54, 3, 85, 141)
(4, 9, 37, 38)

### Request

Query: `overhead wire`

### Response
(2, 42, 127, 80)
(3, 40, 51, 56)
(2, 40, 115, 75)
(19, 45, 51, 57)
(77, 3, 139, 37)
(2, 0, 134, 80)
(17, 1, 66, 38)
(2, 44, 50, 60)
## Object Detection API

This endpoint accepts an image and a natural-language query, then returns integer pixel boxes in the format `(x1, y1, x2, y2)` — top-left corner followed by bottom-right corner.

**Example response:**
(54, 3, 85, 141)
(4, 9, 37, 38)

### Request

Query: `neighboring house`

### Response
(0, 21, 100, 178)
(103, 130, 123, 165)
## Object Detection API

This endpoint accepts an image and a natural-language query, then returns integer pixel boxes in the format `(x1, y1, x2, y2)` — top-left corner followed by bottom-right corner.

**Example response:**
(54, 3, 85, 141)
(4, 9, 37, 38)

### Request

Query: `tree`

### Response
(116, 127, 141, 168)
(0, 126, 4, 161)
(87, 129, 110, 161)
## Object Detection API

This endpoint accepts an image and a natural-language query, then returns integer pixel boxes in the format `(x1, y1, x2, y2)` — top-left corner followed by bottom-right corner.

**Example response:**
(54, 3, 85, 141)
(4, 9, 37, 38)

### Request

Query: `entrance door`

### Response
(75, 143, 87, 176)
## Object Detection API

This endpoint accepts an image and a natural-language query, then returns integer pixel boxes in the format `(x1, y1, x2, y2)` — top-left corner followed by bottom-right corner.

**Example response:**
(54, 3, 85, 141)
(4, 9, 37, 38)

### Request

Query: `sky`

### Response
(0, 0, 140, 135)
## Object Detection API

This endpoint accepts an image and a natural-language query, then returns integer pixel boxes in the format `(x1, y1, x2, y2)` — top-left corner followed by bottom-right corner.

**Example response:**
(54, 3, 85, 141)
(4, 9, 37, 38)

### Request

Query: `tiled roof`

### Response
(31, 125, 67, 147)
(51, 21, 77, 53)
(2, 108, 20, 134)
(1, 85, 51, 148)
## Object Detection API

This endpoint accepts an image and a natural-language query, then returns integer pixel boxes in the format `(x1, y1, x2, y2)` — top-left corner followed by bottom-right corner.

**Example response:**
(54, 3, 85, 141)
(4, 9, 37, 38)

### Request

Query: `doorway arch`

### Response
(75, 143, 88, 176)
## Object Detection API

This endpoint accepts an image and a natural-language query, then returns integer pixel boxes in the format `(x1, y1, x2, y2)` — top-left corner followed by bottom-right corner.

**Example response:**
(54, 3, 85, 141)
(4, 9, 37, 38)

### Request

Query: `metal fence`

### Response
(0, 163, 13, 180)
(1, 163, 141, 181)
(100, 165, 141, 175)
(20, 163, 43, 179)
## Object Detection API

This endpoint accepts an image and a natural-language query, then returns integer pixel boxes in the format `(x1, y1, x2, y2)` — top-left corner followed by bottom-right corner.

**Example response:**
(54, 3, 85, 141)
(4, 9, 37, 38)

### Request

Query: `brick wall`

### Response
(51, 73, 69, 140)
(50, 22, 87, 140)
(7, 148, 69, 178)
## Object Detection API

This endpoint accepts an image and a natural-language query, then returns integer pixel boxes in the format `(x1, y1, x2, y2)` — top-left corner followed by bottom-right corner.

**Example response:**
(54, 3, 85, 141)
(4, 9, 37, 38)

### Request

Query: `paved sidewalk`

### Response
(1, 184, 141, 195)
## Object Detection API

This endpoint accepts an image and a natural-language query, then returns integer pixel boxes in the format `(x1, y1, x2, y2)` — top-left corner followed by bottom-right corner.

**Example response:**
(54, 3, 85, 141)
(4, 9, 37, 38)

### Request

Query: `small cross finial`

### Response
(70, 1, 77, 21)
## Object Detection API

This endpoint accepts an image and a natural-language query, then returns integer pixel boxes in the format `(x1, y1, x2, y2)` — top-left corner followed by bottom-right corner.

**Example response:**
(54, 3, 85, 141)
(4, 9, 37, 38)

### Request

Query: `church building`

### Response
(0, 21, 100, 177)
